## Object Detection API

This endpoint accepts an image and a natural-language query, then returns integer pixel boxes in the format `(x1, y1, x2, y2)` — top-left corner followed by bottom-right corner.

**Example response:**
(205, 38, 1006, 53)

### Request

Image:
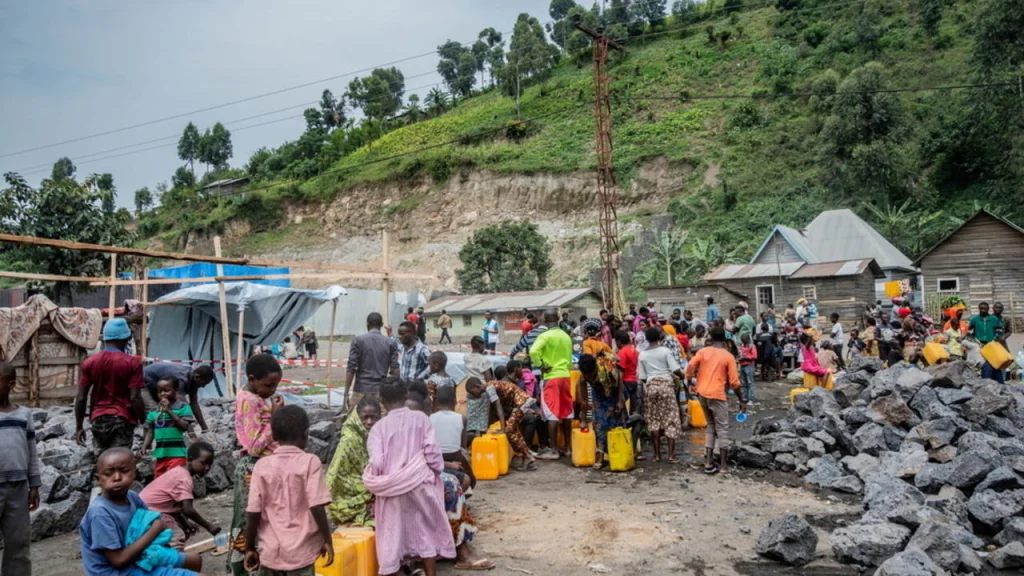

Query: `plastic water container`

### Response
(802, 372, 834, 390)
(571, 428, 596, 467)
(336, 528, 377, 576)
(485, 432, 511, 475)
(471, 436, 500, 480)
(687, 399, 707, 428)
(789, 387, 810, 405)
(315, 535, 357, 576)
(922, 342, 950, 366)
(212, 532, 229, 555)
(607, 427, 635, 472)
(982, 341, 1013, 370)
(735, 412, 748, 423)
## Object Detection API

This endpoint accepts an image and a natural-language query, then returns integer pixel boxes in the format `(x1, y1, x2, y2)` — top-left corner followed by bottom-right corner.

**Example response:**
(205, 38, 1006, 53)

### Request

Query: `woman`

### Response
(582, 318, 613, 357)
(634, 319, 651, 352)
(326, 396, 381, 527)
(798, 332, 830, 387)
(578, 353, 625, 469)
(637, 327, 684, 463)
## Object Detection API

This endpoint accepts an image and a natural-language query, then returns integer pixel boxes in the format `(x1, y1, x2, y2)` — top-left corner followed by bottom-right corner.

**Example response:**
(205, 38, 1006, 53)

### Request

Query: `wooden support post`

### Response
(213, 237, 235, 399)
(29, 330, 40, 408)
(107, 254, 117, 320)
(381, 230, 391, 330)
(141, 269, 149, 359)
(326, 299, 338, 407)
(235, 308, 245, 392)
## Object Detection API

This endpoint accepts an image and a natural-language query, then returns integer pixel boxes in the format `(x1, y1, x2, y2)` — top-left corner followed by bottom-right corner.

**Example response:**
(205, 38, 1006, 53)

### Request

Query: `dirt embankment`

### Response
(179, 159, 695, 292)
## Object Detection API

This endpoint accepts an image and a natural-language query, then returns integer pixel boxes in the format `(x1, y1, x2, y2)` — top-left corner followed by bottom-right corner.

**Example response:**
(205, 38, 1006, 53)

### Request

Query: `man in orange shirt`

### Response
(685, 326, 746, 476)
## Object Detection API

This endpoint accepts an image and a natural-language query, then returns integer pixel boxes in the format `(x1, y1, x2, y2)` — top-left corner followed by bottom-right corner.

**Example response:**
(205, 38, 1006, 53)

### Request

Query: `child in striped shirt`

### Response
(0, 362, 41, 575)
(139, 376, 195, 478)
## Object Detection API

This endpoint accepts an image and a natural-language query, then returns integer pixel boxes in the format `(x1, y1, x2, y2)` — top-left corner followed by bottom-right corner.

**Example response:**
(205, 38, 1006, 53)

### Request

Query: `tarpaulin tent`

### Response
(147, 282, 346, 397)
(147, 263, 291, 287)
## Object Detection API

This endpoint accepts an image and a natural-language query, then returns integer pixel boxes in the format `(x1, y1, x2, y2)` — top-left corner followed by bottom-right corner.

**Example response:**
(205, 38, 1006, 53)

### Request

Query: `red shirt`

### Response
(406, 313, 419, 325)
(520, 320, 533, 336)
(79, 349, 144, 423)
(617, 344, 639, 383)
(677, 334, 690, 352)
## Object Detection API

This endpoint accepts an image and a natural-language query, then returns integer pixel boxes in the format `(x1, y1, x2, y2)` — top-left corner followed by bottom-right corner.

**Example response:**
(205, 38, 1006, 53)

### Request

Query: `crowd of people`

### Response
(0, 294, 1013, 576)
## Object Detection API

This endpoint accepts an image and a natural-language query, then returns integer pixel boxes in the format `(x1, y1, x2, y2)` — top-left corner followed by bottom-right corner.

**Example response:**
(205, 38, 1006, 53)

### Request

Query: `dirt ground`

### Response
(30, 375, 864, 576)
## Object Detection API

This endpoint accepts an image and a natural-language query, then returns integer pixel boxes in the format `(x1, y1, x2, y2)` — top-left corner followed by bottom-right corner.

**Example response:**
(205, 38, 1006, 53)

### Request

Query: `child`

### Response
(0, 362, 40, 575)
(465, 378, 538, 471)
(281, 337, 298, 360)
(430, 387, 474, 486)
(139, 376, 195, 478)
(80, 447, 202, 576)
(817, 341, 839, 372)
(229, 354, 283, 576)
(425, 350, 456, 405)
(738, 334, 758, 406)
(886, 340, 905, 367)
(507, 360, 536, 396)
(243, 406, 333, 575)
(363, 379, 457, 576)
(463, 377, 491, 443)
(140, 441, 220, 540)
(846, 328, 865, 360)
(464, 337, 494, 381)
(492, 365, 508, 382)
(829, 313, 845, 370)
(614, 331, 640, 417)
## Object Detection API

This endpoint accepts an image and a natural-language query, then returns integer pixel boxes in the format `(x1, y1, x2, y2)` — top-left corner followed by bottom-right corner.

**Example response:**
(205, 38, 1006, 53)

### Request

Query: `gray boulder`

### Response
(854, 423, 890, 456)
(812, 430, 837, 449)
(843, 453, 881, 480)
(830, 522, 912, 566)
(792, 415, 822, 437)
(842, 406, 871, 428)
(963, 383, 1012, 424)
(755, 514, 818, 566)
(994, 517, 1024, 547)
(867, 394, 920, 428)
(821, 413, 857, 455)
(736, 444, 773, 468)
(48, 490, 88, 536)
(873, 546, 947, 576)
(753, 418, 790, 436)
(896, 368, 934, 402)
(928, 445, 957, 464)
(805, 455, 863, 494)
(925, 486, 971, 530)
(833, 380, 865, 408)
(907, 520, 963, 573)
(852, 356, 884, 373)
(38, 464, 69, 504)
(204, 461, 232, 492)
(975, 466, 1024, 494)
(925, 361, 973, 389)
(988, 541, 1024, 570)
(967, 489, 1024, 532)
(916, 463, 951, 493)
(802, 437, 827, 459)
(985, 415, 1022, 438)
(905, 418, 957, 450)
(1010, 455, 1024, 476)
(30, 505, 56, 542)
(936, 388, 972, 405)
(774, 453, 797, 472)
(308, 420, 337, 442)
(37, 439, 94, 471)
(307, 436, 332, 465)
(799, 387, 842, 419)
(910, 387, 959, 422)
(754, 432, 805, 454)
(945, 448, 1003, 490)
(36, 419, 69, 442)
(31, 409, 50, 426)
(882, 426, 907, 451)
(863, 473, 926, 511)
(878, 444, 929, 479)
(846, 370, 874, 386)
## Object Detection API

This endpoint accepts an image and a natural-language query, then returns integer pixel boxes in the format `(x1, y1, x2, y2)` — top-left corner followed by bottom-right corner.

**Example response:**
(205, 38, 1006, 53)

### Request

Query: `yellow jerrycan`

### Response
(607, 427, 635, 472)
(471, 435, 500, 480)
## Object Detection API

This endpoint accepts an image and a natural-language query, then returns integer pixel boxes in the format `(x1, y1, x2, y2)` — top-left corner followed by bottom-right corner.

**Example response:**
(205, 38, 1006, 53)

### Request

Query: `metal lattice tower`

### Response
(575, 17, 625, 315)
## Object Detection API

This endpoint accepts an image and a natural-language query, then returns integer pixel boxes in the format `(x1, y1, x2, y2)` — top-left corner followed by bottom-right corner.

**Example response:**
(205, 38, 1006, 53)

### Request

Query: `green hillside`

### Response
(141, 0, 1024, 287)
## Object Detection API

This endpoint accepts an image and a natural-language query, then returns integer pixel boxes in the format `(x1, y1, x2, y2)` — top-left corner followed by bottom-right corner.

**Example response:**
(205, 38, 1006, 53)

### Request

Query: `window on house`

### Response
(802, 286, 817, 300)
(937, 278, 960, 292)
(463, 315, 473, 327)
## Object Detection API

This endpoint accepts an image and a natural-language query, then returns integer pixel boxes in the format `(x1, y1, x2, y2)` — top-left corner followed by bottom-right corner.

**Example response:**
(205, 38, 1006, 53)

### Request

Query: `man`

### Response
(520, 313, 536, 338)
(706, 297, 720, 323)
(416, 306, 428, 344)
(684, 310, 707, 332)
(143, 362, 216, 432)
(829, 313, 846, 370)
(968, 302, 1004, 383)
(685, 326, 746, 476)
(344, 312, 399, 409)
(510, 315, 550, 359)
(671, 308, 682, 322)
(75, 318, 146, 456)
(397, 321, 431, 381)
(405, 307, 419, 325)
(529, 309, 574, 459)
(993, 302, 1012, 349)
(734, 304, 756, 342)
(438, 309, 453, 345)
(558, 312, 574, 335)
(481, 311, 500, 352)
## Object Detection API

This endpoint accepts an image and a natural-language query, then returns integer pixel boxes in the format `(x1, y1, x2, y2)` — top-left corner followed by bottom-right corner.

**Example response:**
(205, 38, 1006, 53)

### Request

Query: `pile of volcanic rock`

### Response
(742, 357, 1024, 573)
(27, 399, 341, 542)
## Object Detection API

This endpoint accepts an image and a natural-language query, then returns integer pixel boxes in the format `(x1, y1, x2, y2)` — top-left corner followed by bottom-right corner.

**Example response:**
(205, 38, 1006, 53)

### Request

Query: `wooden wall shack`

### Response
(10, 319, 88, 406)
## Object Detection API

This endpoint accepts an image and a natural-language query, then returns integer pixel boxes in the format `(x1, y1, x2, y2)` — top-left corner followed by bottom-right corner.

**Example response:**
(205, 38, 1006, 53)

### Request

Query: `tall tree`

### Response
(198, 122, 233, 171)
(424, 88, 450, 116)
(457, 221, 553, 293)
(565, 4, 602, 52)
(404, 94, 422, 122)
(0, 172, 136, 304)
(917, 0, 942, 39)
(500, 13, 560, 96)
(547, 0, 579, 50)
(50, 157, 76, 182)
(346, 67, 406, 120)
(650, 229, 688, 286)
(319, 89, 346, 131)
(437, 41, 478, 97)
(177, 122, 201, 174)
(89, 173, 116, 214)
(479, 28, 505, 86)
(134, 187, 153, 213)
(172, 166, 196, 189)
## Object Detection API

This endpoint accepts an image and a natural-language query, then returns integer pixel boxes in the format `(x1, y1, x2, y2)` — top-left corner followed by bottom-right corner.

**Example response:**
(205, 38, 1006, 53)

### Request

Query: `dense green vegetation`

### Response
(13, 0, 1024, 293)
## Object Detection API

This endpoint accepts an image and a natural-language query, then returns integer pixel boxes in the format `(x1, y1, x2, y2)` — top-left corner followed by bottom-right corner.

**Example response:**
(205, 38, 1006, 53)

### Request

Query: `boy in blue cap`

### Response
(76, 318, 146, 456)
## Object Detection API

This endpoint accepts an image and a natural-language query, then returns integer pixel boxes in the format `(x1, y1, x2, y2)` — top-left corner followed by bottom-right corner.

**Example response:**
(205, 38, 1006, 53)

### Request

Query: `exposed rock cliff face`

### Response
(183, 160, 692, 292)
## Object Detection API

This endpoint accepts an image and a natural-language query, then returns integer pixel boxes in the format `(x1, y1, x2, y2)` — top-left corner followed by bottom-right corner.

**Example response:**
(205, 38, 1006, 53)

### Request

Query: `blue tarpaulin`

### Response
(148, 263, 290, 287)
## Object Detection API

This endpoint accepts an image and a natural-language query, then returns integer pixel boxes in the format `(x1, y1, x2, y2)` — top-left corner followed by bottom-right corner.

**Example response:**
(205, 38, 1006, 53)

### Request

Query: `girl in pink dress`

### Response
(363, 379, 456, 576)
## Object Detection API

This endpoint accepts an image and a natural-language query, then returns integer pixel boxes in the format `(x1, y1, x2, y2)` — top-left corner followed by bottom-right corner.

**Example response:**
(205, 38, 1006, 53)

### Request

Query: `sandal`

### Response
(515, 462, 538, 472)
(703, 464, 720, 475)
(456, 558, 496, 571)
(718, 469, 731, 477)
(668, 458, 680, 464)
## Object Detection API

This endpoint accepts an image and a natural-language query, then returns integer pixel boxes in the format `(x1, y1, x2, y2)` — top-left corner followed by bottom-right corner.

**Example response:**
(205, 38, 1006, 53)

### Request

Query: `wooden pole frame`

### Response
(107, 254, 117, 320)
(235, 307, 245, 392)
(213, 237, 235, 399)
(141, 269, 149, 359)
(326, 299, 338, 407)
(381, 230, 391, 330)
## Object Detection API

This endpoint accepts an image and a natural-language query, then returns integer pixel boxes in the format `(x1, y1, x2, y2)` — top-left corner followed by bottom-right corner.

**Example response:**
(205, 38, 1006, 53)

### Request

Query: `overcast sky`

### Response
(0, 0, 551, 207)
